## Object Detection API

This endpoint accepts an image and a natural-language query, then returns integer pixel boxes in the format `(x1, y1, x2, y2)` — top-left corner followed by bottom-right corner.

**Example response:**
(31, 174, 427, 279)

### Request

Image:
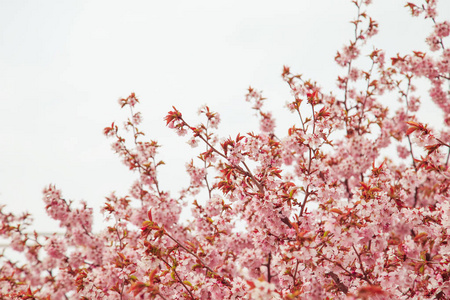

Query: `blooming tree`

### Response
(1, 0, 450, 299)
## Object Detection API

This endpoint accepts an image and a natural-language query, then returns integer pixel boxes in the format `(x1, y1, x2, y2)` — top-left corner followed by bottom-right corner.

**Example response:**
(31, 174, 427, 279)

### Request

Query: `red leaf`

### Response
(406, 127, 417, 135)
(147, 209, 153, 221)
(128, 282, 149, 296)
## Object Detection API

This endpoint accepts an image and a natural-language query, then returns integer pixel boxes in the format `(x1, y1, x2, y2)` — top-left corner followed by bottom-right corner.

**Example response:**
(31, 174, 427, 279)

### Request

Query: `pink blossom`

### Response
(10, 231, 25, 252)
(187, 136, 199, 148)
(45, 235, 67, 260)
(435, 21, 450, 37)
(426, 32, 441, 51)
(132, 112, 142, 125)
(397, 145, 410, 159)
(348, 67, 361, 81)
(186, 160, 206, 187)
(336, 44, 360, 67)
(2, 1, 450, 298)
(260, 112, 275, 133)
(209, 112, 221, 129)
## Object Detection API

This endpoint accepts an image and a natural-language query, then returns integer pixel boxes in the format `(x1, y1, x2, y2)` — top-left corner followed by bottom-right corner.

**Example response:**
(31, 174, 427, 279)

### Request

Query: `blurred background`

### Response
(1, 0, 449, 234)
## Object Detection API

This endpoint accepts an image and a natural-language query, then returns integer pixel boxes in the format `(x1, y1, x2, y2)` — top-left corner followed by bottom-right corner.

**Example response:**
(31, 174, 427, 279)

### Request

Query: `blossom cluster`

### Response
(1, 0, 450, 299)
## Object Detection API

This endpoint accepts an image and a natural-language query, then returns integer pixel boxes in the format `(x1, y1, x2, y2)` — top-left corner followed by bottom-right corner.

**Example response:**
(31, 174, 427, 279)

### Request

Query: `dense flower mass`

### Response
(1, 0, 450, 299)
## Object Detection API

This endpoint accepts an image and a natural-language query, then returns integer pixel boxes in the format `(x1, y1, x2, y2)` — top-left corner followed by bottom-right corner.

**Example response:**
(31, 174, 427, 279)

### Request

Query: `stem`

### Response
(151, 156, 163, 197)
(446, 148, 450, 167)
(407, 135, 417, 171)
(204, 172, 212, 199)
(297, 108, 306, 131)
(128, 105, 138, 144)
(319, 254, 353, 276)
(327, 271, 349, 295)
(265, 252, 272, 283)
(165, 233, 216, 276)
(120, 281, 124, 300)
(157, 293, 168, 300)
(128, 105, 165, 199)
(181, 116, 294, 229)
(352, 244, 373, 285)
(182, 117, 263, 193)
(292, 260, 300, 286)
(159, 256, 195, 299)
(357, 60, 375, 134)
(432, 17, 446, 50)
(299, 185, 310, 217)
(183, 119, 226, 160)
(307, 147, 313, 174)
(115, 133, 162, 198)
(401, 77, 418, 171)
(344, 178, 353, 200)
(203, 125, 213, 199)
(343, 63, 351, 115)
(115, 226, 123, 249)
(342, 0, 365, 133)
(242, 161, 264, 194)
(413, 186, 419, 208)
(435, 138, 450, 148)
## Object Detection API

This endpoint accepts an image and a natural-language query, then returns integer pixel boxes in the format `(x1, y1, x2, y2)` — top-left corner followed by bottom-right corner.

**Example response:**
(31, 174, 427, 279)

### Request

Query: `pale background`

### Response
(1, 0, 449, 235)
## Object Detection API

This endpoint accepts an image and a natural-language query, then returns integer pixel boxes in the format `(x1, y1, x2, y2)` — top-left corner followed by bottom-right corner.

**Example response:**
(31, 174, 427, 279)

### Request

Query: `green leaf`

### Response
(183, 280, 192, 287)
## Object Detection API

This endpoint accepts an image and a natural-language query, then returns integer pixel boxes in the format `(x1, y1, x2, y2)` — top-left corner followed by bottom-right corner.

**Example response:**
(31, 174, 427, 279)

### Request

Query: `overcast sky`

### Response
(1, 0, 449, 234)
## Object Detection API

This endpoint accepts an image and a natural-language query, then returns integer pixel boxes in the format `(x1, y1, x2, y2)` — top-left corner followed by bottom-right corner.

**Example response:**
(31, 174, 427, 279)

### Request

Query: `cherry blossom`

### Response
(1, 0, 450, 299)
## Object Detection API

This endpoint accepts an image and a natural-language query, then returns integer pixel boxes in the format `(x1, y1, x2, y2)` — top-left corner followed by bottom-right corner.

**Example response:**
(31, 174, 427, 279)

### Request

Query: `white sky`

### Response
(1, 0, 449, 234)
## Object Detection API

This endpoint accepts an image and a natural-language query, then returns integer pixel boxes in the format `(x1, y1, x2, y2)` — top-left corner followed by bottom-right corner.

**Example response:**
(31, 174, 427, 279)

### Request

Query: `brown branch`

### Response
(327, 271, 349, 295)
(156, 293, 168, 300)
(357, 60, 375, 134)
(164, 233, 216, 276)
(299, 185, 311, 217)
(352, 244, 373, 285)
(344, 178, 354, 199)
(292, 260, 300, 286)
(262, 252, 272, 283)
(413, 186, 419, 207)
(320, 255, 353, 277)
(181, 116, 294, 229)
(446, 148, 450, 167)
(242, 161, 264, 194)
(182, 117, 264, 195)
(203, 126, 213, 199)
(159, 256, 195, 299)
(435, 137, 450, 148)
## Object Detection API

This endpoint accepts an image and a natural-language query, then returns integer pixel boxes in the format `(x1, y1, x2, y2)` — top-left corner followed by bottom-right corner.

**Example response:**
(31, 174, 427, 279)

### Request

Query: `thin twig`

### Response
(159, 256, 195, 299)
(164, 233, 216, 275)
(352, 244, 373, 285)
